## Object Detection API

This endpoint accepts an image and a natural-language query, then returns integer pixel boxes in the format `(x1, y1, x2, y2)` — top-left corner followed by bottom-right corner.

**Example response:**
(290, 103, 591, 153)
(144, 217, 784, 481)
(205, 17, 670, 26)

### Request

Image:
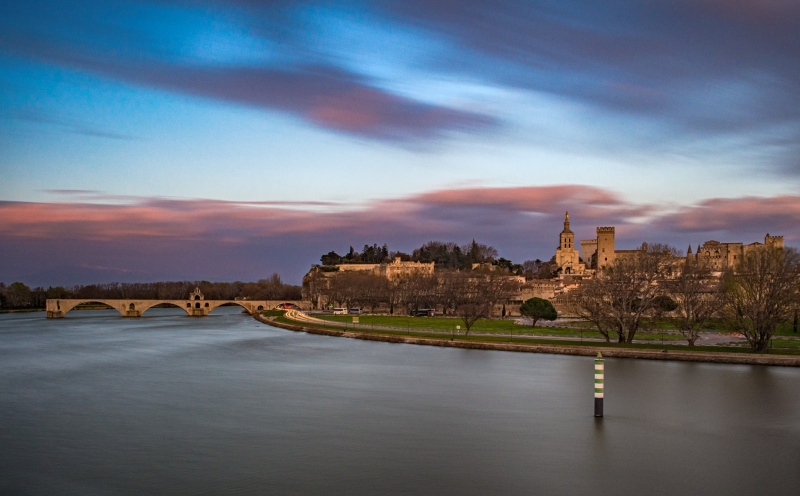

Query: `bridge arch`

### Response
(206, 301, 254, 315)
(138, 301, 191, 316)
(60, 300, 125, 317)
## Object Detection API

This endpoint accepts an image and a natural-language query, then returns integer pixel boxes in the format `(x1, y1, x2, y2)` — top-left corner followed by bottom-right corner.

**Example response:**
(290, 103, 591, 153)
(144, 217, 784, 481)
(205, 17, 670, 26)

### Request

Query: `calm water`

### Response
(1, 307, 799, 495)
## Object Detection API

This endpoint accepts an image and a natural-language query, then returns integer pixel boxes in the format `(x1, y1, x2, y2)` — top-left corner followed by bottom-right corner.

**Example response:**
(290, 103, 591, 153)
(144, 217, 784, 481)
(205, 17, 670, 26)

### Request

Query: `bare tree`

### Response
(383, 277, 404, 315)
(435, 269, 463, 316)
(451, 270, 519, 335)
(572, 244, 677, 343)
(722, 247, 800, 352)
(399, 272, 439, 314)
(664, 259, 724, 346)
(328, 271, 375, 309)
(568, 283, 612, 342)
(347, 273, 386, 312)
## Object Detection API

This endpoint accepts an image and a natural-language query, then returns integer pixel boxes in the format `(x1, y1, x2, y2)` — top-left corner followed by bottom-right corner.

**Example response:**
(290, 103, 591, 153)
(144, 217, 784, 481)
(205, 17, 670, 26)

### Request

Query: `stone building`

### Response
(333, 257, 434, 280)
(568, 213, 783, 273)
(689, 234, 784, 271)
(554, 212, 586, 276)
(302, 257, 435, 310)
(580, 226, 618, 271)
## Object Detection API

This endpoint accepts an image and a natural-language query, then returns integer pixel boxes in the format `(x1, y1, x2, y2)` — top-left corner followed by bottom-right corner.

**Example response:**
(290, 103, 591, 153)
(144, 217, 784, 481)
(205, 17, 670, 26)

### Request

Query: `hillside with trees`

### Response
(317, 240, 543, 277)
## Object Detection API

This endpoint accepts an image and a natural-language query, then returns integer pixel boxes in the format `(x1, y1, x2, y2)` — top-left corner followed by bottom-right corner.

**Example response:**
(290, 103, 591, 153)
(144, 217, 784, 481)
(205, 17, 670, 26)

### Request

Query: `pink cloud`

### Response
(654, 195, 800, 234)
(3, 188, 798, 243)
(413, 185, 622, 209)
(2, 187, 798, 285)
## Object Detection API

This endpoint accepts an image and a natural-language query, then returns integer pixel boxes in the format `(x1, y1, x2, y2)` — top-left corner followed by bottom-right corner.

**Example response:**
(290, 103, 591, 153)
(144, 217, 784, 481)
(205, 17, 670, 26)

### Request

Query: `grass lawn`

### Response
(770, 339, 800, 349)
(775, 321, 800, 337)
(318, 314, 522, 333)
(270, 314, 800, 356)
(316, 315, 717, 343)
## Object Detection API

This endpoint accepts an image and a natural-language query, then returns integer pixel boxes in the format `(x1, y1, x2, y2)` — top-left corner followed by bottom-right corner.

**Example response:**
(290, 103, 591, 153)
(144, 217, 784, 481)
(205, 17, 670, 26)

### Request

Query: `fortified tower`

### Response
(765, 234, 784, 249)
(596, 227, 616, 269)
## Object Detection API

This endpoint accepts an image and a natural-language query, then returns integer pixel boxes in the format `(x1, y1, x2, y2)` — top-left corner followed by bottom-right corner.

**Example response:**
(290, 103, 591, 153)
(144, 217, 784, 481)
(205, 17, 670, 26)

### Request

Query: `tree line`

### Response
(304, 268, 521, 334)
(318, 240, 547, 276)
(570, 244, 800, 352)
(0, 274, 302, 310)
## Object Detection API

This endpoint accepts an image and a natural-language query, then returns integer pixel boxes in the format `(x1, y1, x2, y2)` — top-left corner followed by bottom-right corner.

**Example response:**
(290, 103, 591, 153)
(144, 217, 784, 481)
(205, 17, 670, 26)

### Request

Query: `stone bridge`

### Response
(46, 287, 309, 319)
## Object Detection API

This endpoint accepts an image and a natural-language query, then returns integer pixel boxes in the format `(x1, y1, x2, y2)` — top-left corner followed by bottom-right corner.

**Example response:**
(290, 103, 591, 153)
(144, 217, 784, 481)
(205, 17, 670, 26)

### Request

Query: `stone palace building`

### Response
(552, 211, 783, 277)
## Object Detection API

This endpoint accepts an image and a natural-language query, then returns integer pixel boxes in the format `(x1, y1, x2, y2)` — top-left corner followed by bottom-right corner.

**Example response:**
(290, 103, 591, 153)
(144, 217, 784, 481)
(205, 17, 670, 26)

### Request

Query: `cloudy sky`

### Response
(1, 0, 799, 285)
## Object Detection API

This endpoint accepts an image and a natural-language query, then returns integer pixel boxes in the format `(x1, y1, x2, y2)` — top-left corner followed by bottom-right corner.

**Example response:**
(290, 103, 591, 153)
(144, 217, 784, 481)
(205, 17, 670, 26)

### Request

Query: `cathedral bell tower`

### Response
(560, 212, 574, 250)
(555, 211, 584, 276)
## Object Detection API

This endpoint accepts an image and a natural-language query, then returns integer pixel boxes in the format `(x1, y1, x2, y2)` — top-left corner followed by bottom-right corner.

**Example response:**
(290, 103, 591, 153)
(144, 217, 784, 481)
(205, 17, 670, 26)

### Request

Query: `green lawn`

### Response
(775, 321, 800, 337)
(770, 339, 800, 349)
(272, 314, 800, 356)
(318, 314, 522, 333)
(316, 315, 711, 342)
(261, 309, 286, 317)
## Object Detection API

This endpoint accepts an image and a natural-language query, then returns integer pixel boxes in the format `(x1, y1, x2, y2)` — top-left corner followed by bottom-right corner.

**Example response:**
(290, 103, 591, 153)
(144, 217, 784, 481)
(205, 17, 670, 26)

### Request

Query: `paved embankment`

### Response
(254, 313, 800, 367)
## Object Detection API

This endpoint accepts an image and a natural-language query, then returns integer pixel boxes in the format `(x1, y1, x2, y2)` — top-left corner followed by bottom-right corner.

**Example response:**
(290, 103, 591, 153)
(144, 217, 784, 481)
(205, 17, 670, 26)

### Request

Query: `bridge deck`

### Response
(45, 299, 308, 318)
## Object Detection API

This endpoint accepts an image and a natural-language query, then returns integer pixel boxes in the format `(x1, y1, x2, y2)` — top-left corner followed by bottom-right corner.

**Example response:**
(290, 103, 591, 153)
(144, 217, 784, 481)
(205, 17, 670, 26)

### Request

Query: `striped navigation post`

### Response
(594, 352, 604, 417)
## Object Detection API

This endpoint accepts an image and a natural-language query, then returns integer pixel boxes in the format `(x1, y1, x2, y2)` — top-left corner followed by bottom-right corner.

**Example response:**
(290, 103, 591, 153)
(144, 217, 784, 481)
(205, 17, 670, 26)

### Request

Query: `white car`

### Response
(332, 308, 347, 315)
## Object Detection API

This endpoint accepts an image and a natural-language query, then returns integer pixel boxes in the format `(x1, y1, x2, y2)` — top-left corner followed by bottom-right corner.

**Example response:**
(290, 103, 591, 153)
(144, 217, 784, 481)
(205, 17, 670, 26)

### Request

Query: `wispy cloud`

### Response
(1, 186, 797, 284)
(0, 2, 497, 144)
(44, 189, 104, 195)
(654, 196, 800, 236)
(6, 0, 798, 156)
(3, 109, 139, 140)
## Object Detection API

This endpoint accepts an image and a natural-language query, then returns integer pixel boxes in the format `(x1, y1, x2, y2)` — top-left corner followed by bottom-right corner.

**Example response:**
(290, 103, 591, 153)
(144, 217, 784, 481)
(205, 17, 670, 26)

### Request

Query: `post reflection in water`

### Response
(0, 307, 798, 495)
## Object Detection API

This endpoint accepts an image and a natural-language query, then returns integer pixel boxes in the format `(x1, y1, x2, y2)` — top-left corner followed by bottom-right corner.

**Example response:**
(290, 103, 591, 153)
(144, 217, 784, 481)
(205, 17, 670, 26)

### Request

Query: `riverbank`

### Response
(254, 313, 800, 367)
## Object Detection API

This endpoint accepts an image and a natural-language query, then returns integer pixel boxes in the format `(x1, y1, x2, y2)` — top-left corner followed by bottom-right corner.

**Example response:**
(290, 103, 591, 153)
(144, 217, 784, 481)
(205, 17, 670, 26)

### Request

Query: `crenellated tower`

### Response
(765, 233, 784, 249)
(596, 227, 616, 269)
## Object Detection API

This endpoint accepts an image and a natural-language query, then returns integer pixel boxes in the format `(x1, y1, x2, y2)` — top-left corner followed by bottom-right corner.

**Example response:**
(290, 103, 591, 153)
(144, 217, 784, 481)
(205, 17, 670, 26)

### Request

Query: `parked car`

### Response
(332, 308, 347, 315)
(411, 308, 435, 317)
(348, 308, 362, 315)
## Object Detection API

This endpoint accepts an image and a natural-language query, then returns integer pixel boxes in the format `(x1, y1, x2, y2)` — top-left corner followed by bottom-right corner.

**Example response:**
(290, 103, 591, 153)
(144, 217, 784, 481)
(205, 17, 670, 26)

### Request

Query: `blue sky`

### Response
(1, 0, 799, 285)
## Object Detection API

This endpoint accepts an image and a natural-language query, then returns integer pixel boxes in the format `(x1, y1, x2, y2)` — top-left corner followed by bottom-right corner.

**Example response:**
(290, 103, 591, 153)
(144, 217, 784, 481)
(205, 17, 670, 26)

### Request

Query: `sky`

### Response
(1, 0, 799, 286)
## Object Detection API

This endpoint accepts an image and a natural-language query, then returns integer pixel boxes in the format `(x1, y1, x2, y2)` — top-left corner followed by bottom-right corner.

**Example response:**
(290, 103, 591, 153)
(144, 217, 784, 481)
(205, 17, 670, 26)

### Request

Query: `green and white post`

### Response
(594, 352, 604, 417)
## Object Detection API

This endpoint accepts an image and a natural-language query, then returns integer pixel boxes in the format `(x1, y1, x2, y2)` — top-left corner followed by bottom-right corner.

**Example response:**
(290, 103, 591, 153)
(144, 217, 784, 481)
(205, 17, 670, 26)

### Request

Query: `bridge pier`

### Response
(45, 297, 309, 319)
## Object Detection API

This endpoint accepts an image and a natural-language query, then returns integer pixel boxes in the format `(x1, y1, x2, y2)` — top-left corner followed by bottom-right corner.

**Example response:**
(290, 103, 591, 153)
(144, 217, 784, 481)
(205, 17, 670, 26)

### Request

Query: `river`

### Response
(1, 307, 798, 495)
